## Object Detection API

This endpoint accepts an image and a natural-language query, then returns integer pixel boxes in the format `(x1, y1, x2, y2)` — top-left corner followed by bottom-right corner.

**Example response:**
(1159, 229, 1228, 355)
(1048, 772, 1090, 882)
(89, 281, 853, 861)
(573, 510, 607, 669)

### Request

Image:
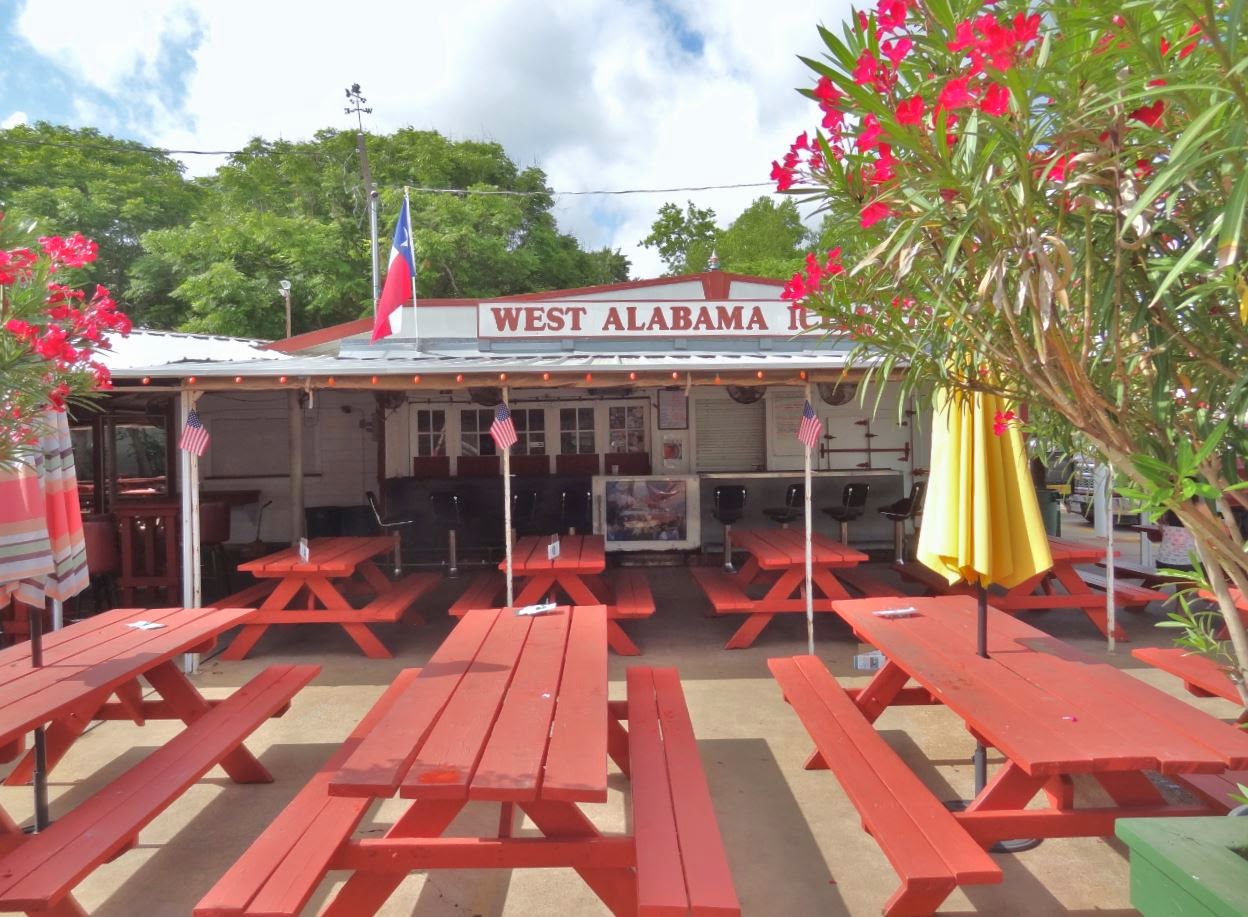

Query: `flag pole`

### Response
(804, 382, 815, 656)
(1106, 461, 1116, 652)
(502, 387, 514, 607)
(404, 186, 418, 340)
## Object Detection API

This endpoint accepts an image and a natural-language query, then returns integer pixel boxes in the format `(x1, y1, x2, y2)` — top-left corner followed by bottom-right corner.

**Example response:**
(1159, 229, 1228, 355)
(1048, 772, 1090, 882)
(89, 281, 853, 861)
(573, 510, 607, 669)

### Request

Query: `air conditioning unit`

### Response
(468, 387, 503, 407)
(726, 385, 764, 405)
(818, 382, 856, 406)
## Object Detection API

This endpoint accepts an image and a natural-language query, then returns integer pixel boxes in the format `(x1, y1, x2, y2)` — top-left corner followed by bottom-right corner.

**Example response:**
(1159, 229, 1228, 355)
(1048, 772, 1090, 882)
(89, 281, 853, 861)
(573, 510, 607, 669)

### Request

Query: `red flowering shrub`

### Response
(772, 0, 1248, 696)
(0, 212, 130, 464)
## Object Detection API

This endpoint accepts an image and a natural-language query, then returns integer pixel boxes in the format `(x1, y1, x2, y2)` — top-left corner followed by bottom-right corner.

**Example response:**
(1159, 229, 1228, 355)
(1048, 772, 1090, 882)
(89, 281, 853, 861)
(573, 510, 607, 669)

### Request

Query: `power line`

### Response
(0, 133, 773, 197)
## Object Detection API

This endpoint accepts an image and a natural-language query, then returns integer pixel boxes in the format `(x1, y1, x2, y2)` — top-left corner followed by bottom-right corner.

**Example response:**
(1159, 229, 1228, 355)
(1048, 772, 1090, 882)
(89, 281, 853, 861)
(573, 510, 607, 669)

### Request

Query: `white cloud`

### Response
(14, 0, 853, 279)
(2, 110, 28, 128)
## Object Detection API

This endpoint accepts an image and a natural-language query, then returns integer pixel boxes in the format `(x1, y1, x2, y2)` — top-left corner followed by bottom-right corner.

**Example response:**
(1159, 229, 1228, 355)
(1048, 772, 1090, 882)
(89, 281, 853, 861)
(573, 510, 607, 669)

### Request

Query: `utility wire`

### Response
(0, 133, 773, 197)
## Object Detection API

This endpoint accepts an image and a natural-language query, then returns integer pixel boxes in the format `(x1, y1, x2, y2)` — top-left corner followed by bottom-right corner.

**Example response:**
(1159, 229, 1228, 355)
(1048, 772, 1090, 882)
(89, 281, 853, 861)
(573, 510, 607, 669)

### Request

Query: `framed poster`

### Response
(657, 388, 688, 430)
(592, 474, 701, 551)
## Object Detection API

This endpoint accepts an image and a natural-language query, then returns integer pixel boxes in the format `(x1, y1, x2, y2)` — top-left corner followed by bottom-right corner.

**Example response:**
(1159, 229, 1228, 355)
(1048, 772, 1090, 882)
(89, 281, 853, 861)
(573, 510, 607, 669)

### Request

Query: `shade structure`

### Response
(917, 386, 1051, 598)
(0, 409, 88, 833)
(0, 409, 89, 608)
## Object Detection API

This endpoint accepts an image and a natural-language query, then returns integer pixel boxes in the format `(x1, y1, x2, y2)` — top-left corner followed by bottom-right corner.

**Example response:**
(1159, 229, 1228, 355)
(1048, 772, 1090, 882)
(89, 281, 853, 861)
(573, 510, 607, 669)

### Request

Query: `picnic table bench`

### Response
(458, 534, 655, 655)
(224, 536, 440, 660)
(1094, 559, 1188, 589)
(1132, 645, 1248, 812)
(198, 605, 738, 916)
(770, 656, 1002, 916)
(0, 606, 318, 915)
(691, 527, 868, 649)
(892, 536, 1164, 640)
(773, 595, 1248, 915)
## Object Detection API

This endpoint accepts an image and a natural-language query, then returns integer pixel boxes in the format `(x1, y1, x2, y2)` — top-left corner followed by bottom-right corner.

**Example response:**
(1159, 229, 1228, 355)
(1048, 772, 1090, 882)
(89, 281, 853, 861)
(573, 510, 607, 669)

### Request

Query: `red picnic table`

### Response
(771, 595, 1248, 915)
(691, 527, 869, 649)
(195, 605, 738, 916)
(450, 533, 654, 656)
(895, 535, 1166, 640)
(0, 605, 318, 915)
(223, 535, 440, 660)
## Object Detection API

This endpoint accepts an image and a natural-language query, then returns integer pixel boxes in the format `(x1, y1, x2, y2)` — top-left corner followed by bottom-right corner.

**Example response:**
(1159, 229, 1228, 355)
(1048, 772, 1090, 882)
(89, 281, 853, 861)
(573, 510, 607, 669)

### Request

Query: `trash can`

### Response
(1035, 488, 1061, 537)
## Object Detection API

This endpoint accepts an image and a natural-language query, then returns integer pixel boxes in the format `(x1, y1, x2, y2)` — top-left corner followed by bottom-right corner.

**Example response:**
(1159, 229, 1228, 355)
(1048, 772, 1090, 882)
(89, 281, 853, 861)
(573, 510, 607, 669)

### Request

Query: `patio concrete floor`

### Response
(2, 513, 1233, 916)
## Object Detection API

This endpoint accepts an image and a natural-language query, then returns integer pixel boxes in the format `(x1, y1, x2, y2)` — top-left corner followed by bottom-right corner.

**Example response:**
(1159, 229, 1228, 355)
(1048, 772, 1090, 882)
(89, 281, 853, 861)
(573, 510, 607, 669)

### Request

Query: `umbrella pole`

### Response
(974, 581, 988, 789)
(31, 604, 49, 833)
(804, 382, 815, 656)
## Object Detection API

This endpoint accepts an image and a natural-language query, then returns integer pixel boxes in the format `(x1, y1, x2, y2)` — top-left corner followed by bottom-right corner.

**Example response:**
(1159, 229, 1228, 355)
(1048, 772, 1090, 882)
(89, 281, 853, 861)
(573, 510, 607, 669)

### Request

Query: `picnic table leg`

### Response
(4, 698, 101, 787)
(1049, 564, 1127, 640)
(1093, 771, 1165, 806)
(113, 679, 146, 725)
(142, 660, 273, 784)
(514, 574, 557, 606)
(608, 714, 631, 777)
(339, 623, 393, 659)
(724, 613, 775, 650)
(520, 801, 639, 917)
(805, 661, 910, 770)
(883, 877, 959, 917)
(221, 576, 306, 661)
(301, 576, 394, 659)
(321, 799, 464, 917)
(355, 559, 393, 595)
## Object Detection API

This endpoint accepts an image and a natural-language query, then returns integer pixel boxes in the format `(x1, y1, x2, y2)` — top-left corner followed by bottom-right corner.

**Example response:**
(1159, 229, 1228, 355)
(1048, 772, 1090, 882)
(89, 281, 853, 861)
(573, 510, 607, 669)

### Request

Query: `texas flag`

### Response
(371, 197, 418, 342)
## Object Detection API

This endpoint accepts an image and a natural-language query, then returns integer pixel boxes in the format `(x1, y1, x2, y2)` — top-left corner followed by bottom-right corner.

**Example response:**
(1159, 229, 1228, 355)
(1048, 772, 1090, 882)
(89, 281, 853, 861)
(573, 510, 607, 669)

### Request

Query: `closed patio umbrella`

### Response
(916, 383, 1052, 813)
(0, 409, 89, 832)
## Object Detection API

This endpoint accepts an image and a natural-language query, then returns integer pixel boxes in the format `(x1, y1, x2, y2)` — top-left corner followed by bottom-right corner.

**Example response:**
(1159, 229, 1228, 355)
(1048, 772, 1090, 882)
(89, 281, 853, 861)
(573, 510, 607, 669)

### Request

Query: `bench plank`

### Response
(543, 607, 609, 803)
(0, 664, 319, 911)
(470, 611, 572, 801)
(610, 570, 655, 619)
(1131, 647, 1242, 707)
(448, 572, 504, 617)
(209, 581, 277, 609)
(650, 668, 740, 916)
(359, 571, 440, 622)
(1076, 571, 1166, 606)
(1095, 560, 1187, 589)
(194, 668, 422, 917)
(690, 568, 754, 613)
(837, 567, 902, 598)
(769, 656, 1000, 916)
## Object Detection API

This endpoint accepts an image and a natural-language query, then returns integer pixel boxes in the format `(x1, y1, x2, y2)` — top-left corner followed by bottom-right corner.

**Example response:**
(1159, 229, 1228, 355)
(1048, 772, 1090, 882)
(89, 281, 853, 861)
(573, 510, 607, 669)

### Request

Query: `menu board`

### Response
(770, 393, 808, 456)
(657, 389, 688, 429)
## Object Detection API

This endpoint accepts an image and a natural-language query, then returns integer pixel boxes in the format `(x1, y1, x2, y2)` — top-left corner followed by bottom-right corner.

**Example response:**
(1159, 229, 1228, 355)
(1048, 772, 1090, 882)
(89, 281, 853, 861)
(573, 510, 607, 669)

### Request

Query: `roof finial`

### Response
(708, 248, 720, 271)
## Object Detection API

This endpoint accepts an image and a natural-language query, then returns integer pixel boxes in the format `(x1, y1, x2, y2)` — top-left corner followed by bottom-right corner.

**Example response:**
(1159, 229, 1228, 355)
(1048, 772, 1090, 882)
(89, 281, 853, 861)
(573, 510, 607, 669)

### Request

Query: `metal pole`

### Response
(31, 603, 49, 832)
(804, 382, 815, 656)
(502, 389, 514, 607)
(1106, 462, 1116, 652)
(289, 390, 304, 546)
(179, 390, 202, 674)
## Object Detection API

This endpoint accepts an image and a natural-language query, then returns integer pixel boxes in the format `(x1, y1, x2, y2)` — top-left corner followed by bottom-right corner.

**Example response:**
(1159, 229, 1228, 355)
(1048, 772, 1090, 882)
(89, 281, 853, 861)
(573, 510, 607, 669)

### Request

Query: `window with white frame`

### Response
(559, 407, 596, 454)
(413, 409, 446, 456)
(608, 405, 646, 453)
(460, 409, 498, 457)
(510, 408, 546, 455)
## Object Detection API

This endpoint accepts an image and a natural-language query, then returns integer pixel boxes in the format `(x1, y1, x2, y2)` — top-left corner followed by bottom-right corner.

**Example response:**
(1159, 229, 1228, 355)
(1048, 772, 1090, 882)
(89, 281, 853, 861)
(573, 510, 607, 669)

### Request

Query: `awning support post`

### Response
(289, 390, 304, 546)
(179, 389, 202, 674)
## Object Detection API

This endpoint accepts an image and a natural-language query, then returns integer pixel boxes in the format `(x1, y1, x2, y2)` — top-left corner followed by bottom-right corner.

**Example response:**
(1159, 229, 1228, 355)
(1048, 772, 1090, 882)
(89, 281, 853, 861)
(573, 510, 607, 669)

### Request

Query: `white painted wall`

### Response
(196, 389, 378, 543)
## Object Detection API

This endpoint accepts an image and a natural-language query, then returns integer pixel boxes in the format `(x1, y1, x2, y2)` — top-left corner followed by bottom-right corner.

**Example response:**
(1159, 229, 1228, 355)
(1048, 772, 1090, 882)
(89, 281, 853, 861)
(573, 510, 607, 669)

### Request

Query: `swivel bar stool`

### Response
(879, 481, 926, 563)
(366, 491, 415, 576)
(763, 484, 804, 529)
(712, 486, 747, 572)
(823, 482, 870, 545)
(428, 492, 463, 578)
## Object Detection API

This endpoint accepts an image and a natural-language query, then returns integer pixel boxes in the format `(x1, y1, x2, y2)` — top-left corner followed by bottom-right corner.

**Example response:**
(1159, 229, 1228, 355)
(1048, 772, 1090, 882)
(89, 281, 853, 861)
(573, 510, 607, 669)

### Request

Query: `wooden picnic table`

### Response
(223, 535, 439, 660)
(0, 605, 318, 914)
(197, 604, 739, 915)
(834, 595, 1248, 839)
(692, 527, 869, 649)
(897, 536, 1160, 640)
(492, 534, 654, 655)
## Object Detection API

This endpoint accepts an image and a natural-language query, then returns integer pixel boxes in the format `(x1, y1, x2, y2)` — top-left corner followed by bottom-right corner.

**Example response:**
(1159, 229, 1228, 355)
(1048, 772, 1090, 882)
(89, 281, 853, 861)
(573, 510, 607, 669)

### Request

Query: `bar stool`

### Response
(763, 484, 804, 528)
(82, 515, 120, 614)
(366, 491, 415, 576)
(560, 487, 591, 534)
(823, 482, 870, 544)
(712, 486, 747, 572)
(511, 490, 540, 539)
(879, 481, 926, 563)
(429, 491, 462, 578)
(199, 501, 233, 599)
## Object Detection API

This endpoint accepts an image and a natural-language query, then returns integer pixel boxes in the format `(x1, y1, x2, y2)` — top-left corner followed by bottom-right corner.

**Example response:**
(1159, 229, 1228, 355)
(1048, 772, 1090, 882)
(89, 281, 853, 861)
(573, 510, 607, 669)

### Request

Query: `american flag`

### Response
(490, 403, 518, 451)
(797, 400, 823, 450)
(179, 409, 210, 456)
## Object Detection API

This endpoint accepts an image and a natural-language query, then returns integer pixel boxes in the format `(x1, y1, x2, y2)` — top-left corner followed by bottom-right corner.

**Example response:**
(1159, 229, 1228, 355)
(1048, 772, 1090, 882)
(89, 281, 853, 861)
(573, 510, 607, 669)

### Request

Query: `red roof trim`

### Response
(264, 271, 789, 350)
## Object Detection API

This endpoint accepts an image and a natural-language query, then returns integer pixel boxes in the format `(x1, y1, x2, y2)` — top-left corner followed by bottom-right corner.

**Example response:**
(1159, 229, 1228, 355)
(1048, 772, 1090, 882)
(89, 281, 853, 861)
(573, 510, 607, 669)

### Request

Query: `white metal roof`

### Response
(98, 329, 281, 370)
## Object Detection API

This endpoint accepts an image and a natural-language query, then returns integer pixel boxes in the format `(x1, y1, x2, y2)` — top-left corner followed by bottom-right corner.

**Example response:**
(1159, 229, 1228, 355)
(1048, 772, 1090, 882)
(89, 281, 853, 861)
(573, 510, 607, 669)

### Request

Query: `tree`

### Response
(716, 197, 808, 278)
(0, 122, 201, 324)
(641, 201, 719, 274)
(0, 213, 130, 466)
(129, 129, 630, 336)
(774, 0, 1248, 700)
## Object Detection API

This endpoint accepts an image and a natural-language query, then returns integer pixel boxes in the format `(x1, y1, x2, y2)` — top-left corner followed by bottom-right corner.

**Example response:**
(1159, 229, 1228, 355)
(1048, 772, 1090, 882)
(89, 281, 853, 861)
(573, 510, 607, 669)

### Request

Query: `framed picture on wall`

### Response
(657, 388, 688, 430)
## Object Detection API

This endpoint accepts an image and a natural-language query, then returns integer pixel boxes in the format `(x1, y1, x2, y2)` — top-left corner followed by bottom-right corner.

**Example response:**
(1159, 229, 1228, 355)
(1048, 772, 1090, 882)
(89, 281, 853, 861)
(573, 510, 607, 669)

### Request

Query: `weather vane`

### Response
(344, 83, 372, 133)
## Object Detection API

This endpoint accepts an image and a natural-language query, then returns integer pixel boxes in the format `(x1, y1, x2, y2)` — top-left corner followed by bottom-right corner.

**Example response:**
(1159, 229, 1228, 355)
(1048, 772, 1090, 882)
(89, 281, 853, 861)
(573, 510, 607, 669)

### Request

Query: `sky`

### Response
(0, 0, 854, 279)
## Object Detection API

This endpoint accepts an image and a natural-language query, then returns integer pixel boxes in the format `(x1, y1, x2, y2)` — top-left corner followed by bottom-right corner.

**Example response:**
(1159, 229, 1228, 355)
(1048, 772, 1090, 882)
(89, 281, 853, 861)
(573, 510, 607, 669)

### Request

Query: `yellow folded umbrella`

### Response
(917, 386, 1052, 594)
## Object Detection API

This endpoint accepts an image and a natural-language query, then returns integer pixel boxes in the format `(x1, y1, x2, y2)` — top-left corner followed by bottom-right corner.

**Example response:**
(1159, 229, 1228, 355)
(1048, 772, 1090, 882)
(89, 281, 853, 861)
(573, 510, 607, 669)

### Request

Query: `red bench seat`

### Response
(769, 655, 1001, 916)
(0, 664, 319, 915)
(690, 567, 754, 613)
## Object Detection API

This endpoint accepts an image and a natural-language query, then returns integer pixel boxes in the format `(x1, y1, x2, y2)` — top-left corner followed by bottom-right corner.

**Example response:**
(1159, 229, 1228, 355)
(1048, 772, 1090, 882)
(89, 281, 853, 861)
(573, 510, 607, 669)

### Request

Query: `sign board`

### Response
(477, 301, 836, 339)
(593, 474, 701, 551)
